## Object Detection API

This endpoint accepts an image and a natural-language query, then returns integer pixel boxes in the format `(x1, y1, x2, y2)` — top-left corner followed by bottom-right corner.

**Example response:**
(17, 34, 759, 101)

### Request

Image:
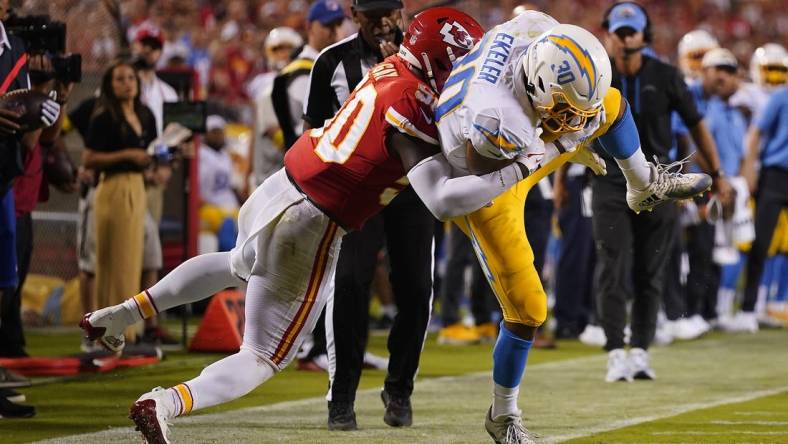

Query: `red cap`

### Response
(134, 26, 164, 48)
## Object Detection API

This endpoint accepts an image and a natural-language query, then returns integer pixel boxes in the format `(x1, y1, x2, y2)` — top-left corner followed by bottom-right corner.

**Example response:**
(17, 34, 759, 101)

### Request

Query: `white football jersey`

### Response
(436, 11, 558, 173)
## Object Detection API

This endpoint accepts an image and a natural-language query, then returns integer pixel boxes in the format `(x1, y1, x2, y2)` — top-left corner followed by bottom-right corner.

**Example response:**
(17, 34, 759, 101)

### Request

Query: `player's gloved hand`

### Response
(513, 143, 545, 176)
(41, 91, 60, 127)
(570, 145, 607, 176)
(554, 111, 602, 152)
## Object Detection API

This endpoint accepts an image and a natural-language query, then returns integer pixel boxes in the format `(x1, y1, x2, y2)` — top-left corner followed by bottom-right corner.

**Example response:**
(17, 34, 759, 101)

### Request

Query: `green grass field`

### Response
(1, 326, 787, 443)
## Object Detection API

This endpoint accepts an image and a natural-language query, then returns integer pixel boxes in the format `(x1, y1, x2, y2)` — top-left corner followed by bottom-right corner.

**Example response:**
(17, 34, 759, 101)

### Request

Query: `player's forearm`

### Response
(407, 153, 526, 221)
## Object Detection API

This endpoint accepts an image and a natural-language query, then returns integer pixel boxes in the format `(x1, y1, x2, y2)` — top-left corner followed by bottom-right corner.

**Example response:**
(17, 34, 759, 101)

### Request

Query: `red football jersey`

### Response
(284, 56, 439, 230)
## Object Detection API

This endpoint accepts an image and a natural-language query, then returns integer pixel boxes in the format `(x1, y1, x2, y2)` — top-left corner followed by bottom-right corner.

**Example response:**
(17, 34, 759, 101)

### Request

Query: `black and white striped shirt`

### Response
(302, 33, 382, 129)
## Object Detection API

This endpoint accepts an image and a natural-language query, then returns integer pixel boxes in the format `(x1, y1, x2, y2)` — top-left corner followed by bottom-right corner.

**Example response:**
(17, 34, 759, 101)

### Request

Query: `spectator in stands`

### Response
(82, 60, 155, 344)
(0, 0, 60, 418)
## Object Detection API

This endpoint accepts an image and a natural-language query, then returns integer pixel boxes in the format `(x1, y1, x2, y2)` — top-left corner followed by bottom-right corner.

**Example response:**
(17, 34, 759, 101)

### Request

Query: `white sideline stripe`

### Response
(652, 431, 788, 436)
(32, 355, 603, 443)
(734, 411, 783, 416)
(710, 420, 788, 425)
(33, 354, 788, 443)
(547, 386, 788, 444)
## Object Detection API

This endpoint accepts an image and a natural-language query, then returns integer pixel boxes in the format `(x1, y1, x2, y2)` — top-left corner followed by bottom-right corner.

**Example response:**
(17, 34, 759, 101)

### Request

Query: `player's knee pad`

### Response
(501, 285, 547, 327)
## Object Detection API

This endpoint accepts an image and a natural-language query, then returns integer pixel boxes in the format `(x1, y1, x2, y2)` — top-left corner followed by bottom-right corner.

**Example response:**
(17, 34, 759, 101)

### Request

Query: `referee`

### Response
(595, 3, 732, 380)
(302, 0, 434, 431)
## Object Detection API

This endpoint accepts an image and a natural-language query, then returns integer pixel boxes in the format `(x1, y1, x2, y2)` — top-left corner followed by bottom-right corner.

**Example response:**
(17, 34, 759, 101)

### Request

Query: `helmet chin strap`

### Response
(420, 51, 438, 91)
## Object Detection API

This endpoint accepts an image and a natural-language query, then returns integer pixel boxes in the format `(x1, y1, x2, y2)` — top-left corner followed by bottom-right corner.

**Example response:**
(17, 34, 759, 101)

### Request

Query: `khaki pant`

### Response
(94, 172, 146, 320)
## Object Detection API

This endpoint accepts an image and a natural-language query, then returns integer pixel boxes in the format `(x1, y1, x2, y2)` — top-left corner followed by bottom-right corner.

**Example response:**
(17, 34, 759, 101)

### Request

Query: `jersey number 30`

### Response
(314, 84, 377, 164)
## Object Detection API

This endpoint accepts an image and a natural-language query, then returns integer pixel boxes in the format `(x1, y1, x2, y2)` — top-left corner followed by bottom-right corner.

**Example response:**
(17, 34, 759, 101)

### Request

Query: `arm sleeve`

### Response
(755, 92, 782, 134)
(597, 99, 641, 160)
(407, 153, 525, 221)
(85, 112, 111, 152)
(302, 55, 337, 128)
(668, 68, 702, 128)
(469, 105, 532, 160)
(385, 87, 439, 146)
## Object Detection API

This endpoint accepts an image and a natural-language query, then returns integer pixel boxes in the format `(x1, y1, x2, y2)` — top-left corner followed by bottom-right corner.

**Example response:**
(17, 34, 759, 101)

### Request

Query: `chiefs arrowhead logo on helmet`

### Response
(399, 7, 485, 92)
(440, 21, 474, 50)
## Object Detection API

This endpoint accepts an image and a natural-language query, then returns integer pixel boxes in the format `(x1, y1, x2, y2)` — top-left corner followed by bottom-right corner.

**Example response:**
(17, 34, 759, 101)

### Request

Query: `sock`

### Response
(491, 322, 533, 419)
(172, 348, 276, 415)
(616, 149, 651, 190)
(138, 252, 242, 314)
(492, 384, 519, 420)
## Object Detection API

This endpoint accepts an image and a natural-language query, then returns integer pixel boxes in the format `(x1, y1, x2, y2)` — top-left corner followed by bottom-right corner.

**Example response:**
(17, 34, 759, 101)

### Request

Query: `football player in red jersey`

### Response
(79, 8, 543, 442)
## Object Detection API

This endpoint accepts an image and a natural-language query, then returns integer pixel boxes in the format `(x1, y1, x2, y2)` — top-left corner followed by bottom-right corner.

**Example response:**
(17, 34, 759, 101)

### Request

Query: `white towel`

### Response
(713, 176, 755, 265)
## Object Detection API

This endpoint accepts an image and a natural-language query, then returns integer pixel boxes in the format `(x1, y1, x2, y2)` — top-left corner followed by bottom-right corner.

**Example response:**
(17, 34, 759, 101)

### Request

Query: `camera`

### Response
(164, 101, 208, 134)
(4, 14, 66, 54)
(51, 54, 82, 83)
(5, 14, 82, 84)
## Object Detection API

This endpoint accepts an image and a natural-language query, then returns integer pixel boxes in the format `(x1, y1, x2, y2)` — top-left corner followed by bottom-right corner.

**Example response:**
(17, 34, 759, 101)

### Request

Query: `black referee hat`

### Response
(351, 0, 403, 11)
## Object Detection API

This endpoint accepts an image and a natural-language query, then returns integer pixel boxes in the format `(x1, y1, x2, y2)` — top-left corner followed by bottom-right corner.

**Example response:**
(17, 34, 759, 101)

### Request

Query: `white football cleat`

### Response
(605, 349, 632, 382)
(629, 348, 656, 380)
(485, 406, 534, 444)
(79, 306, 130, 352)
(689, 315, 711, 334)
(578, 324, 606, 347)
(626, 160, 712, 214)
(719, 311, 759, 333)
(129, 387, 174, 444)
(665, 317, 705, 341)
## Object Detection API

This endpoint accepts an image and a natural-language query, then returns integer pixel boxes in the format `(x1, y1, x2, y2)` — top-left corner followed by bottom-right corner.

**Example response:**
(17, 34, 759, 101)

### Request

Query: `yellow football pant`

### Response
(451, 151, 577, 327)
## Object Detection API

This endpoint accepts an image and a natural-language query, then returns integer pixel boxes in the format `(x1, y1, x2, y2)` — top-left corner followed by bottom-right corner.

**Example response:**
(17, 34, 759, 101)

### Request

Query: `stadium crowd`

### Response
(0, 0, 785, 428)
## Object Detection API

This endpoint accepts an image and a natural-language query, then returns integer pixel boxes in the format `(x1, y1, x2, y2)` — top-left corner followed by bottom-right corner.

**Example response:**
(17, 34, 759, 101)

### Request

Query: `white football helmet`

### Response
(678, 29, 719, 78)
(265, 27, 304, 50)
(750, 43, 787, 88)
(517, 24, 612, 134)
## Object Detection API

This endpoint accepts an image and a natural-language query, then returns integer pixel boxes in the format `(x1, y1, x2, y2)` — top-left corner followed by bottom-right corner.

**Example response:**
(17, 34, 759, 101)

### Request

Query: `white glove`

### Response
(554, 111, 602, 153)
(41, 91, 60, 127)
(570, 145, 607, 176)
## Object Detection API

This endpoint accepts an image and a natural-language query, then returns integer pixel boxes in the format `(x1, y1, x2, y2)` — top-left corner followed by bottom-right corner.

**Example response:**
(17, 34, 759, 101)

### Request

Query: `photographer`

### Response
(0, 0, 61, 418)
(82, 60, 155, 343)
(9, 53, 75, 354)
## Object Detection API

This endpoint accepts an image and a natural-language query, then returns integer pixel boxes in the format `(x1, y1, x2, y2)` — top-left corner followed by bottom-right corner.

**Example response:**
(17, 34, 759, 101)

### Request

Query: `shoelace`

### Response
(651, 155, 695, 194)
(504, 417, 530, 444)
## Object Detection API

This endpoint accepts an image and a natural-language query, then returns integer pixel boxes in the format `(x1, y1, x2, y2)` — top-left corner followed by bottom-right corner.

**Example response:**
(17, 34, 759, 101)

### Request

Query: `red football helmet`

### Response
(398, 7, 485, 92)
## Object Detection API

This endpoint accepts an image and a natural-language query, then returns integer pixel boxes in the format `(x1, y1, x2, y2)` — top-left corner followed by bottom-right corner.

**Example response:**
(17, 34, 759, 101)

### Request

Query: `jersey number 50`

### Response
(314, 84, 377, 164)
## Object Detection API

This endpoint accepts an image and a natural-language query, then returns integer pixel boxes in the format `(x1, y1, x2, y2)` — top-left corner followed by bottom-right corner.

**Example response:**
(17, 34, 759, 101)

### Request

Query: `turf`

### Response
(0, 325, 594, 443)
(5, 327, 788, 443)
(575, 391, 788, 443)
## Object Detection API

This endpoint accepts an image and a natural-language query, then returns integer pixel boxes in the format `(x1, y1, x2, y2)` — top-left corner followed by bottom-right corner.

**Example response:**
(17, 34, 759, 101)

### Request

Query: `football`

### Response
(0, 89, 50, 132)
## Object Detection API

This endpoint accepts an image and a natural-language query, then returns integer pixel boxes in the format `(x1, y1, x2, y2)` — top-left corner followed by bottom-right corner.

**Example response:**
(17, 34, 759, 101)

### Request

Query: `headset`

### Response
(602, 1, 652, 52)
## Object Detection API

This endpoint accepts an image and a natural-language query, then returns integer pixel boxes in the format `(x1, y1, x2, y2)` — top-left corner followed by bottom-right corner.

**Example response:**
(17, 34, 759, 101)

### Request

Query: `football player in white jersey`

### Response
(731, 43, 787, 123)
(433, 11, 715, 443)
(677, 29, 719, 81)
